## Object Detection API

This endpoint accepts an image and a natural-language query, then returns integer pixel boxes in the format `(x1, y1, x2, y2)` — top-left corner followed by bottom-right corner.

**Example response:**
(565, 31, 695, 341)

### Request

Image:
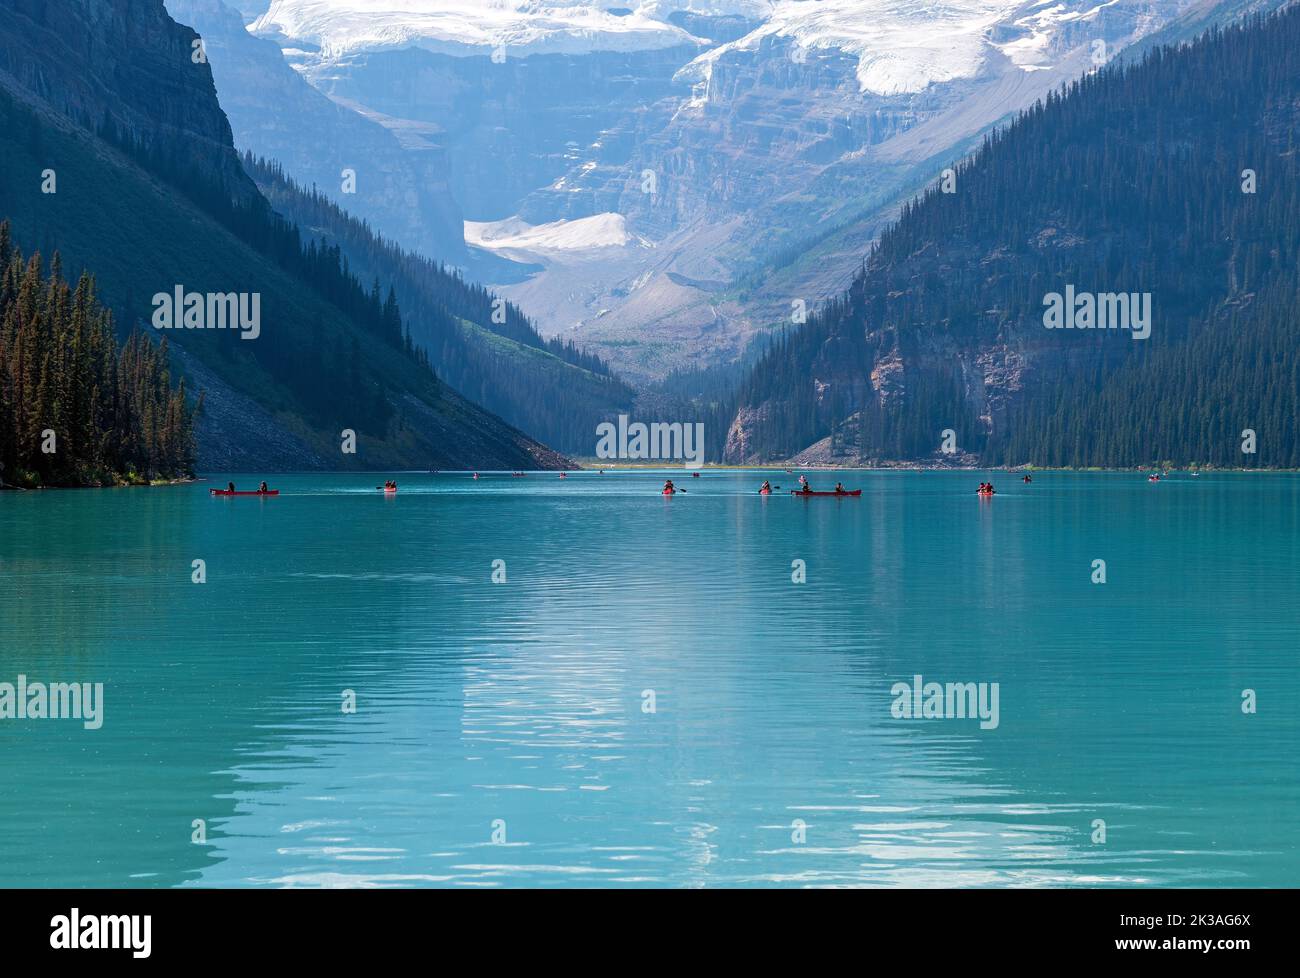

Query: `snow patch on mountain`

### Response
(993, 1, 1125, 70)
(255, 1, 1214, 95)
(679, 0, 1024, 95)
(251, 1, 754, 57)
(253, 1, 1153, 93)
(466, 213, 651, 255)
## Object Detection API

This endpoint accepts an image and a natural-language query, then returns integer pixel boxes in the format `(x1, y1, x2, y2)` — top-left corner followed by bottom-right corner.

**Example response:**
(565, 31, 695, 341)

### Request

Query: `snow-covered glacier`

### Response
(254, 1, 1136, 93)
(677, 0, 1025, 96)
(252, 0, 770, 57)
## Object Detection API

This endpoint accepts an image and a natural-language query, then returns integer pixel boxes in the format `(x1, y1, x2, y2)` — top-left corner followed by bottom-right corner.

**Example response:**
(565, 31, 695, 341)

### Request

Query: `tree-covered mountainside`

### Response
(245, 156, 635, 454)
(0, 0, 569, 471)
(726, 7, 1300, 469)
(0, 224, 195, 486)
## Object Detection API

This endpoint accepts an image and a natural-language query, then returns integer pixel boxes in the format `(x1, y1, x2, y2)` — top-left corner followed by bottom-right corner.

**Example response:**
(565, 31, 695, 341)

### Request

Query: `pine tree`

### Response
(0, 222, 196, 486)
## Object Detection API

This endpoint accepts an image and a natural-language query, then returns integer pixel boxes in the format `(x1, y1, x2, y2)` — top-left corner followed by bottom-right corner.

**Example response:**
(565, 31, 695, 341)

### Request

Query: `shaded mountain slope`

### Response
(0, 0, 569, 470)
(726, 7, 1300, 468)
(244, 156, 637, 454)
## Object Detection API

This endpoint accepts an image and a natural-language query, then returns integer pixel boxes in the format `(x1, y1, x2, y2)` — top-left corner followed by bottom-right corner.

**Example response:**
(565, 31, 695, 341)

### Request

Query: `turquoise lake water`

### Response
(1, 469, 1297, 887)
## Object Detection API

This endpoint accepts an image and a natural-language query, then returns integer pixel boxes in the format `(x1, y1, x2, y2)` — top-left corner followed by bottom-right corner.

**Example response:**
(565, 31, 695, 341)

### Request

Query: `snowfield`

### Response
(465, 213, 651, 256)
(679, 0, 1025, 95)
(252, 1, 721, 57)
(254, 1, 1139, 95)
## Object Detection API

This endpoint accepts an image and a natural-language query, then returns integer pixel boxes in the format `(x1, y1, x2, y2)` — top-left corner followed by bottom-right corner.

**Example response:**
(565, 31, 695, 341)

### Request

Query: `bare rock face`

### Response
(0, 0, 257, 202)
(277, 43, 700, 227)
(975, 344, 1027, 436)
(617, 38, 921, 238)
(725, 402, 781, 465)
(871, 351, 906, 407)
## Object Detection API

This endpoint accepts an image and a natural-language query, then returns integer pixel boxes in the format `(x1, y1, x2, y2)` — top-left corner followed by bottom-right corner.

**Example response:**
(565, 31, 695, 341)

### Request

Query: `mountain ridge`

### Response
(0, 0, 571, 471)
(723, 6, 1300, 468)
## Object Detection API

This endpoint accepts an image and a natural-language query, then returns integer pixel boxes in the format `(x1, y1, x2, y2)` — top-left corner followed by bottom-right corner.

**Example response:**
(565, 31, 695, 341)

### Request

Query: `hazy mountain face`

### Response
(246, 1, 1210, 381)
(0, 0, 572, 471)
(166, 0, 467, 261)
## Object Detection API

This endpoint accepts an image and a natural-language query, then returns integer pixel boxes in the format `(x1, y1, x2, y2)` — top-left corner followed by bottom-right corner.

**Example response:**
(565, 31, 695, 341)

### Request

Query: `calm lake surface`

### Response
(1, 469, 1297, 887)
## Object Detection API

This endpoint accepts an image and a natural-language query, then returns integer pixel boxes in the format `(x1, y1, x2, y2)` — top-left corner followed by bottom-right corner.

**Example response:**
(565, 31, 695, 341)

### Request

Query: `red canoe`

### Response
(210, 489, 278, 496)
(791, 489, 861, 497)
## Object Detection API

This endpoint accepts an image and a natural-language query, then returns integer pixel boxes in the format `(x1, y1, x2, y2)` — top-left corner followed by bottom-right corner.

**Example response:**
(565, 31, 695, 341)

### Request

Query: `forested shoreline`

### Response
(0, 222, 196, 488)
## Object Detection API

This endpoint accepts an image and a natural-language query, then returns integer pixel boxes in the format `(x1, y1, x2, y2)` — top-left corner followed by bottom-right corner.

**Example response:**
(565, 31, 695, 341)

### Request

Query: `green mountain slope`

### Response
(726, 8, 1300, 469)
(246, 156, 635, 454)
(0, 0, 569, 471)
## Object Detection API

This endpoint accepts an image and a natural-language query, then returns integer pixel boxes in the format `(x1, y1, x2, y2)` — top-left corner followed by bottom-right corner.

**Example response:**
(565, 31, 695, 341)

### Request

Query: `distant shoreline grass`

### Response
(0, 475, 195, 491)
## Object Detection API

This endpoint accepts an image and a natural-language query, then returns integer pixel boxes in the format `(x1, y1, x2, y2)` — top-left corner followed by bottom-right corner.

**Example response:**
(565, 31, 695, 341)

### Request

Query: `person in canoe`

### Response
(1022, 474, 1032, 483)
(759, 480, 772, 494)
(259, 481, 270, 494)
(834, 481, 846, 494)
(227, 481, 236, 493)
(663, 479, 676, 494)
(798, 475, 809, 490)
